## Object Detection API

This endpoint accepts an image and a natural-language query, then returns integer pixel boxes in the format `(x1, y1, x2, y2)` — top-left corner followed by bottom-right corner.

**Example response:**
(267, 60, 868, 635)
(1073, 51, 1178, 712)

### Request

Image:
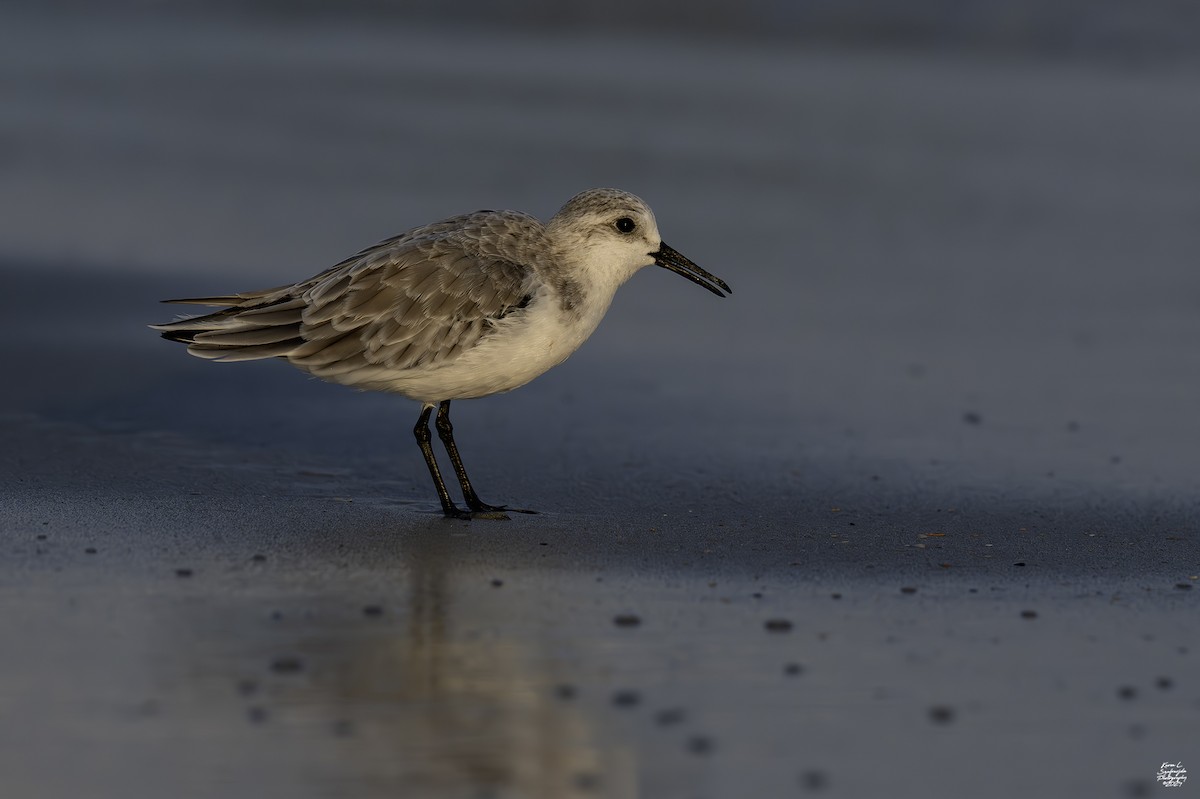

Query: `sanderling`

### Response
(152, 188, 731, 519)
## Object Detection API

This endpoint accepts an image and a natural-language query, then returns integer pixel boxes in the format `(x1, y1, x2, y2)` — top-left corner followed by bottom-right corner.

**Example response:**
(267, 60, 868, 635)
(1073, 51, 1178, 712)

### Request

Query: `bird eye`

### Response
(615, 217, 636, 234)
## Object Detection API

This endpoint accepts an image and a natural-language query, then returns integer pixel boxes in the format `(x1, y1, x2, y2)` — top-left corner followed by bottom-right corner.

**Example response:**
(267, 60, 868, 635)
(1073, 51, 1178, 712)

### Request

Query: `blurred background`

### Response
(4, 0, 1199, 497)
(6, 0, 1199, 274)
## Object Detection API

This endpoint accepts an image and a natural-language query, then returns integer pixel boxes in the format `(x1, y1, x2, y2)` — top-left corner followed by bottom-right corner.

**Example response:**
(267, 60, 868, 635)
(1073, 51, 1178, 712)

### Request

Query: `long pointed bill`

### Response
(652, 242, 732, 298)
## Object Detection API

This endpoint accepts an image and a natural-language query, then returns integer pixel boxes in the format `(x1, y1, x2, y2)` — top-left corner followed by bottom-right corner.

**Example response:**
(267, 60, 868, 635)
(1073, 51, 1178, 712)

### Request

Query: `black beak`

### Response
(652, 242, 731, 298)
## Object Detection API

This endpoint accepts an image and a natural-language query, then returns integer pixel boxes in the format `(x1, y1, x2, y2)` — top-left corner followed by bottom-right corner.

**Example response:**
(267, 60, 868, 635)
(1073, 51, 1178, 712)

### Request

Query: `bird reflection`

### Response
(225, 525, 634, 799)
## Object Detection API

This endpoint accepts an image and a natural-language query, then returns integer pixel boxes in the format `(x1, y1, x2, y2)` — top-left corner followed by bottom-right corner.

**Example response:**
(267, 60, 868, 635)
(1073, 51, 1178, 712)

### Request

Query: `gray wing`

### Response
(152, 211, 542, 374)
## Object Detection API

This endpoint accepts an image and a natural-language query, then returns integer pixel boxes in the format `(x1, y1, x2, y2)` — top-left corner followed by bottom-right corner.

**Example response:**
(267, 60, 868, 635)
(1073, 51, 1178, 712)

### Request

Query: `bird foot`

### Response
(471, 502, 537, 516)
(440, 506, 504, 521)
(470, 509, 512, 521)
(442, 502, 537, 520)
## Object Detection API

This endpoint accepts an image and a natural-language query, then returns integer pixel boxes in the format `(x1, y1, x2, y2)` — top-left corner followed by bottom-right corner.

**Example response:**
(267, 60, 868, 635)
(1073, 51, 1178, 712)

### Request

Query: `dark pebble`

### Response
(236, 678, 259, 697)
(247, 706, 269, 724)
(611, 690, 641, 708)
(554, 683, 577, 700)
(573, 772, 601, 792)
(900, 586, 917, 595)
(175, 568, 193, 578)
(1013, 562, 1027, 568)
(830, 592, 842, 600)
(764, 618, 793, 633)
(800, 770, 830, 792)
(1124, 779, 1151, 798)
(250, 554, 266, 562)
(1117, 685, 1137, 700)
(686, 735, 714, 756)
(613, 613, 641, 628)
(84, 547, 97, 554)
(962, 412, 982, 425)
(1175, 583, 1193, 591)
(270, 656, 304, 674)
(784, 662, 804, 676)
(928, 705, 955, 724)
(655, 708, 686, 726)
(490, 579, 504, 587)
(1020, 610, 1038, 619)
(362, 605, 384, 617)
(1155, 676, 1173, 690)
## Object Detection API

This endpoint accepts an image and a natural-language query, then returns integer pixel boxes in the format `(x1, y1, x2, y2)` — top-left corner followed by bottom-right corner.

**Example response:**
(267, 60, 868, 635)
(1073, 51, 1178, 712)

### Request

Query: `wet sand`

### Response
(2, 7, 1199, 798)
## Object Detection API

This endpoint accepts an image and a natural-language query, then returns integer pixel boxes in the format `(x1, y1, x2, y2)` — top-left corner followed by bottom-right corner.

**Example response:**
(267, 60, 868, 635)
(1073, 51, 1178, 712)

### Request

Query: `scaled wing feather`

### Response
(152, 211, 543, 377)
(293, 213, 540, 374)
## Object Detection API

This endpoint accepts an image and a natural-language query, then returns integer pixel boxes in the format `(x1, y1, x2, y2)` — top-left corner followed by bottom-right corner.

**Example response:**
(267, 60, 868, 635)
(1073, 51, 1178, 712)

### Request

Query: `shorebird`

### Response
(152, 188, 731, 518)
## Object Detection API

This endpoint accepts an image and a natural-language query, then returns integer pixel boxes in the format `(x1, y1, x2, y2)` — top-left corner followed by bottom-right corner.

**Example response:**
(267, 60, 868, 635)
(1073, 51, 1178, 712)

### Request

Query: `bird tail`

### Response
(150, 291, 307, 362)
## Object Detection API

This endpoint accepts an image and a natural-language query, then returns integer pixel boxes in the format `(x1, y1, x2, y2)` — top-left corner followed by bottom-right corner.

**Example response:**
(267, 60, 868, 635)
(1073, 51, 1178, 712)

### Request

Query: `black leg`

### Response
(413, 405, 470, 519)
(436, 400, 502, 513)
(435, 401, 535, 516)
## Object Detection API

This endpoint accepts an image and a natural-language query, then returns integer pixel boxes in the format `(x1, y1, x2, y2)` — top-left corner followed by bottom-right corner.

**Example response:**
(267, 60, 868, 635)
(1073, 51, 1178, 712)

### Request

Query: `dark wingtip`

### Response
(159, 329, 196, 344)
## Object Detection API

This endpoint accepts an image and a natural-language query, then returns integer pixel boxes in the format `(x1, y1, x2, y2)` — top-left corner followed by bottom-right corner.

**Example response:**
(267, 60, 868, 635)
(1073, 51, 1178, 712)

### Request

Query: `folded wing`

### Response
(151, 212, 541, 378)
